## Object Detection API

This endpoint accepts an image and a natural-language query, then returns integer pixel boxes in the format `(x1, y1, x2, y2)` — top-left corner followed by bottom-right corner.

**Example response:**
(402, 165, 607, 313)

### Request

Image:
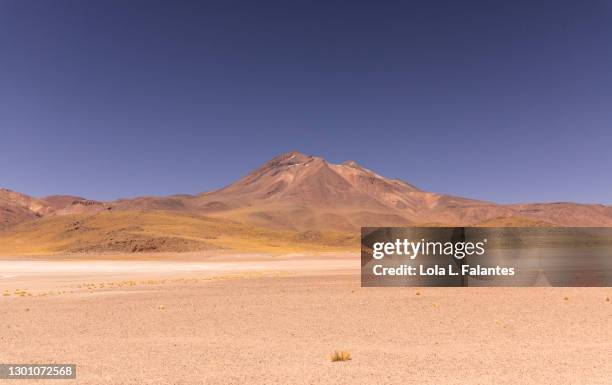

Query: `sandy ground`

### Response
(0, 253, 353, 293)
(1, 255, 611, 385)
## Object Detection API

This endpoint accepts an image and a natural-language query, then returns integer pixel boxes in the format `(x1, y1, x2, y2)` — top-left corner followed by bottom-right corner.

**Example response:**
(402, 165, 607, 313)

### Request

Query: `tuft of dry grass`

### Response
(13, 289, 31, 297)
(330, 351, 351, 362)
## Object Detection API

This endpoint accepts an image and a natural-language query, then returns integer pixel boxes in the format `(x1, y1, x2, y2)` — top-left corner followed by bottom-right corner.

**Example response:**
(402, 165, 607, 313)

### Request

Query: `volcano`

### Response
(1, 151, 612, 254)
(192, 151, 493, 230)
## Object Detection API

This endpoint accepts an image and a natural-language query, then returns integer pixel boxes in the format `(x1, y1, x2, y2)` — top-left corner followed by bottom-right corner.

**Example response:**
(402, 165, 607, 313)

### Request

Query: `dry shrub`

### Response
(330, 351, 351, 362)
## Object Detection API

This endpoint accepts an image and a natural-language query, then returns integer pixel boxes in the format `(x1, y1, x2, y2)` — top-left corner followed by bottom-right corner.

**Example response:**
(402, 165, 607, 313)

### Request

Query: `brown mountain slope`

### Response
(506, 202, 612, 226)
(0, 188, 49, 230)
(193, 152, 494, 230)
(0, 210, 356, 255)
(192, 152, 421, 230)
(192, 151, 612, 229)
(0, 189, 109, 230)
(1, 151, 612, 254)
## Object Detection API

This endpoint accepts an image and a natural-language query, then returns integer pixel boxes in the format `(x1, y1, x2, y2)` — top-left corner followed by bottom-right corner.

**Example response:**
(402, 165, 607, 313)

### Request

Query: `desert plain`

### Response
(1, 252, 611, 385)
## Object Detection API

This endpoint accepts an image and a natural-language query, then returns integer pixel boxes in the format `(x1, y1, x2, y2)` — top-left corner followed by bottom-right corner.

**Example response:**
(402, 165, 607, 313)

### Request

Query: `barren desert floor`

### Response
(1, 254, 611, 385)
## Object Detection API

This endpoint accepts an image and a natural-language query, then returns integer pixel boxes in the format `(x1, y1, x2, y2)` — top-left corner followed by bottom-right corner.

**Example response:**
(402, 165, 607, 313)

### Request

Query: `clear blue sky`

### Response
(1, 0, 611, 203)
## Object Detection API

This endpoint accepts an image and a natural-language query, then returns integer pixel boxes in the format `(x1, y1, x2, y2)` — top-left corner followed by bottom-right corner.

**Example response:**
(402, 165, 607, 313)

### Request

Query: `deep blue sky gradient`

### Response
(1, 0, 611, 203)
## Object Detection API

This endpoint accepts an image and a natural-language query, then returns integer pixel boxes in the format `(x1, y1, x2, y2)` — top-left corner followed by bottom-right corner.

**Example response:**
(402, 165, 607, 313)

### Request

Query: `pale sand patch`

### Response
(0, 254, 357, 293)
(0, 255, 610, 384)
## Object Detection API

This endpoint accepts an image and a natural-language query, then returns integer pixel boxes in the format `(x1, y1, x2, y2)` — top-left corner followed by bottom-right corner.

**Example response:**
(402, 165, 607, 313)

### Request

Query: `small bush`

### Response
(330, 351, 351, 362)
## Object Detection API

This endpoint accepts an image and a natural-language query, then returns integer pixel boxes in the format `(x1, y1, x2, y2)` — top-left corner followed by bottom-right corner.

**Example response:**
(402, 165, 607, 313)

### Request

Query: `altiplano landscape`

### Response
(4, 0, 612, 382)
(1, 151, 611, 384)
(2, 151, 612, 256)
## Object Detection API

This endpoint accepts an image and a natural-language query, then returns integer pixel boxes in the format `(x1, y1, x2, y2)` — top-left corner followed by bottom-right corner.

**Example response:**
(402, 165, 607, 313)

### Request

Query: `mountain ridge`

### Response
(2, 151, 612, 254)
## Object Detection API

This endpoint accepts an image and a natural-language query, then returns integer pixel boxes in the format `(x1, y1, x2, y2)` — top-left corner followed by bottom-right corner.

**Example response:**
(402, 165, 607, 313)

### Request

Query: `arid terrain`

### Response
(1, 151, 611, 384)
(0, 254, 610, 385)
(2, 151, 612, 256)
